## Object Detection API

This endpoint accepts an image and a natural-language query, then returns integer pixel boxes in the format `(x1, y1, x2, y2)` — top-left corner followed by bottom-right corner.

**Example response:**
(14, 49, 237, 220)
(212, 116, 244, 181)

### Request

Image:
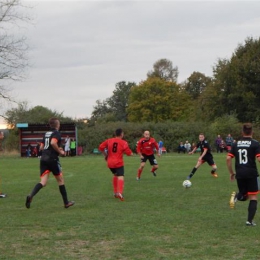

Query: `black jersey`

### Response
(196, 139, 212, 156)
(41, 128, 62, 161)
(228, 137, 260, 179)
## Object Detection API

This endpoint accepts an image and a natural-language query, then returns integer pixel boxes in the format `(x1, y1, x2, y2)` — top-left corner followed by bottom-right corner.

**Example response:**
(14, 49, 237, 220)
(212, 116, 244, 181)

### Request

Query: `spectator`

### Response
(158, 140, 163, 156)
(64, 136, 71, 156)
(184, 140, 191, 153)
(219, 140, 226, 153)
(26, 143, 32, 157)
(225, 134, 234, 152)
(177, 142, 186, 153)
(70, 138, 76, 156)
(215, 135, 222, 153)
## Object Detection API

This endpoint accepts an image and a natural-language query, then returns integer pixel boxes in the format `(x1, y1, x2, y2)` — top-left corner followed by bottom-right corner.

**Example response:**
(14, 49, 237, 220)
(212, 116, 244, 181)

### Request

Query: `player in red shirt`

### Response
(136, 130, 160, 180)
(99, 128, 133, 201)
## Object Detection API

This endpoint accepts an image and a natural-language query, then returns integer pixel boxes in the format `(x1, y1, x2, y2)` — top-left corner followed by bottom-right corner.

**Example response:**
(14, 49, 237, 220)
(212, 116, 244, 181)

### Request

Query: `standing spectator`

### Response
(26, 143, 32, 157)
(219, 140, 226, 153)
(184, 140, 191, 153)
(136, 130, 160, 180)
(64, 136, 71, 156)
(187, 133, 218, 179)
(70, 138, 76, 156)
(215, 135, 222, 153)
(227, 123, 260, 226)
(177, 142, 186, 153)
(25, 118, 74, 209)
(99, 128, 133, 201)
(225, 134, 234, 152)
(158, 140, 163, 156)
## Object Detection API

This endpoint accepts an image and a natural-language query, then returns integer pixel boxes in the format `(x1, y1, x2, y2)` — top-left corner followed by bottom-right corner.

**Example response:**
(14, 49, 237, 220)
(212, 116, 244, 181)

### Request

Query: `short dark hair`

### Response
(49, 118, 59, 128)
(115, 128, 123, 137)
(243, 123, 252, 135)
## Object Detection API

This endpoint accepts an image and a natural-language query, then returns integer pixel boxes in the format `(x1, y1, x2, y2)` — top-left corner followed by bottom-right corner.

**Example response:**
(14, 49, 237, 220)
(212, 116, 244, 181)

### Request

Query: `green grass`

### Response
(0, 153, 259, 260)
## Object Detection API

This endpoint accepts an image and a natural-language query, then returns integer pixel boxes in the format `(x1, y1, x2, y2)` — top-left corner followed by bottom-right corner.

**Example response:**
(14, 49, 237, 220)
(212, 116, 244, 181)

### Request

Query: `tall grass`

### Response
(0, 153, 259, 260)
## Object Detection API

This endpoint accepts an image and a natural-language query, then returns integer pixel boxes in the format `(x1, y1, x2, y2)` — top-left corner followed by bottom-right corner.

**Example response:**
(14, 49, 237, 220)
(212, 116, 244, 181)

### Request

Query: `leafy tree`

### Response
(90, 99, 112, 122)
(183, 71, 212, 100)
(127, 77, 192, 122)
(147, 58, 178, 83)
(0, 0, 31, 119)
(5, 104, 70, 127)
(107, 81, 136, 122)
(208, 37, 260, 122)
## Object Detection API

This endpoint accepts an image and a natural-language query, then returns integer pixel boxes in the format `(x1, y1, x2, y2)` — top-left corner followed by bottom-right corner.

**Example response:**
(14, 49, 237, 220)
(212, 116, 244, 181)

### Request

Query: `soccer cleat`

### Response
(25, 195, 32, 209)
(64, 201, 75, 208)
(246, 221, 256, 226)
(117, 193, 124, 201)
(114, 193, 119, 198)
(211, 172, 218, 178)
(136, 177, 140, 181)
(151, 171, 157, 177)
(229, 191, 237, 209)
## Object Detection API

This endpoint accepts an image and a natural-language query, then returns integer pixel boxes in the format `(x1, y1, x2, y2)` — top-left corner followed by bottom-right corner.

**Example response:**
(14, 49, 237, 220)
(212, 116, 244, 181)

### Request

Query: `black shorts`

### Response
(141, 154, 158, 166)
(201, 154, 215, 166)
(40, 159, 62, 176)
(237, 177, 259, 195)
(109, 166, 124, 176)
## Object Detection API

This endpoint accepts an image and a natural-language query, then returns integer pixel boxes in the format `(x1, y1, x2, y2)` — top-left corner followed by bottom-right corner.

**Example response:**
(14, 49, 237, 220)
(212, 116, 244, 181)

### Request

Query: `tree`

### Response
(5, 104, 69, 127)
(127, 77, 192, 122)
(183, 71, 212, 100)
(90, 99, 112, 122)
(107, 81, 136, 122)
(0, 0, 31, 119)
(147, 58, 178, 83)
(208, 37, 260, 122)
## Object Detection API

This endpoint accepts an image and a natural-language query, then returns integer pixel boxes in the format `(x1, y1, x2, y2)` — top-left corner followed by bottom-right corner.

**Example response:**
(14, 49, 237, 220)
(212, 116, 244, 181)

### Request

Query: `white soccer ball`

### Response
(183, 180, 192, 188)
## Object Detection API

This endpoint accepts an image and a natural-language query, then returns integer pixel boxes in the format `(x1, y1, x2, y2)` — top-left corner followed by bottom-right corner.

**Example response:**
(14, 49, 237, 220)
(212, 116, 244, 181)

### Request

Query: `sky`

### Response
(2, 0, 260, 127)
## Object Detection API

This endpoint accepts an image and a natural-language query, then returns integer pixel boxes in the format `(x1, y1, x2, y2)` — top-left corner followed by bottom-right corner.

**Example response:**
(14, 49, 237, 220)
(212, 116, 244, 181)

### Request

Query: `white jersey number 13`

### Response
(238, 149, 248, 164)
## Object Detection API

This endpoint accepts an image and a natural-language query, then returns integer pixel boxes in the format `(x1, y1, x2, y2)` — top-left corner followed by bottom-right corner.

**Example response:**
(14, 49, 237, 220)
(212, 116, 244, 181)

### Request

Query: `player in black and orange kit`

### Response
(227, 123, 260, 226)
(136, 130, 160, 180)
(187, 133, 218, 179)
(99, 128, 133, 201)
(25, 118, 74, 209)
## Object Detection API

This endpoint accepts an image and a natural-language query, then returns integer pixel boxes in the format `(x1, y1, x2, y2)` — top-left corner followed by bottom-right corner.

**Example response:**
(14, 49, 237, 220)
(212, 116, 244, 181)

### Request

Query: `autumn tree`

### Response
(127, 77, 192, 123)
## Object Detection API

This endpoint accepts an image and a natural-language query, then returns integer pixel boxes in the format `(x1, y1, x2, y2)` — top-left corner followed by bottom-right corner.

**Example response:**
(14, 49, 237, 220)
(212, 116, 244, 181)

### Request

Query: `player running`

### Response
(227, 123, 260, 226)
(187, 133, 218, 179)
(25, 118, 74, 209)
(136, 130, 160, 180)
(99, 128, 133, 201)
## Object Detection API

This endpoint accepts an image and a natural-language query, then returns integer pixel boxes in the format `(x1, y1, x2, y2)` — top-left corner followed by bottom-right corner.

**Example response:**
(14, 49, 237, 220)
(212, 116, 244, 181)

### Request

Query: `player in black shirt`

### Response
(187, 133, 218, 179)
(227, 123, 260, 226)
(25, 118, 74, 209)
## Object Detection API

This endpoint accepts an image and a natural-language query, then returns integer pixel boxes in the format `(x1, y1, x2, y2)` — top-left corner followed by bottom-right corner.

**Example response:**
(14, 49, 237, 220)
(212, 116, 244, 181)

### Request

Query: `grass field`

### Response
(0, 153, 259, 260)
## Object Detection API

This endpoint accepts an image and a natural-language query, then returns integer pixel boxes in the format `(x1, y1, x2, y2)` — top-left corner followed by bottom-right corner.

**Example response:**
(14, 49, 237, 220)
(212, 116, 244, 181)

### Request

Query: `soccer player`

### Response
(25, 118, 75, 209)
(187, 133, 218, 179)
(99, 128, 133, 201)
(136, 130, 160, 180)
(227, 123, 260, 226)
(158, 140, 163, 156)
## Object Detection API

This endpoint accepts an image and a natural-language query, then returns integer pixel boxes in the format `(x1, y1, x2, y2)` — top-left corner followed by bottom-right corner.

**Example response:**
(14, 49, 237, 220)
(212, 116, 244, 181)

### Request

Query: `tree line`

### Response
(1, 2, 260, 153)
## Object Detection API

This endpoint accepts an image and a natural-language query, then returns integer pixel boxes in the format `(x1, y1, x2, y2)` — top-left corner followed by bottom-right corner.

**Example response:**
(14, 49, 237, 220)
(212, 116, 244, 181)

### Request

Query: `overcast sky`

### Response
(5, 0, 260, 122)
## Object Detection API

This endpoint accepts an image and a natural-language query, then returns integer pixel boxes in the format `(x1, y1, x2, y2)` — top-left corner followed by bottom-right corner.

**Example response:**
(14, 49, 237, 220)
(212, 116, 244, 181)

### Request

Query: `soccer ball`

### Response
(183, 180, 192, 188)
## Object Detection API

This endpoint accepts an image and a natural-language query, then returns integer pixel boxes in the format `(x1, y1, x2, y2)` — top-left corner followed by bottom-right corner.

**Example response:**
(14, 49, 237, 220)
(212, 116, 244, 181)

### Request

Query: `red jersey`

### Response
(137, 137, 159, 156)
(99, 137, 132, 168)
